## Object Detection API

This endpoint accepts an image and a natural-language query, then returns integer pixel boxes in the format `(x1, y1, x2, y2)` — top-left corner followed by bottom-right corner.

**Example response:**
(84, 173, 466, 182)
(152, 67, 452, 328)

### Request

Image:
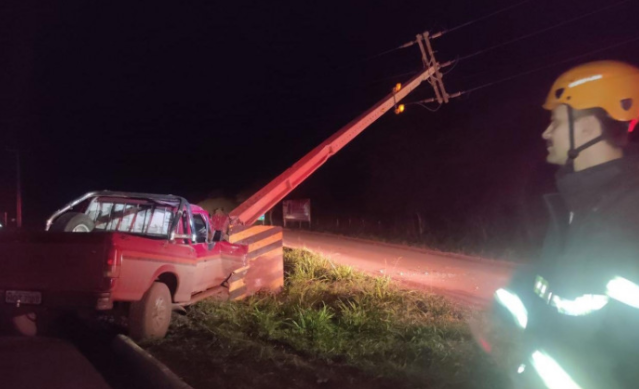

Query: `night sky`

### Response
(2, 0, 639, 236)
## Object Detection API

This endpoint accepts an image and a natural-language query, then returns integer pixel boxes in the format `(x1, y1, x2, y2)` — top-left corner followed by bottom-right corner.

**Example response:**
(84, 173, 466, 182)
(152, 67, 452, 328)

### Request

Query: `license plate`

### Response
(5, 290, 42, 305)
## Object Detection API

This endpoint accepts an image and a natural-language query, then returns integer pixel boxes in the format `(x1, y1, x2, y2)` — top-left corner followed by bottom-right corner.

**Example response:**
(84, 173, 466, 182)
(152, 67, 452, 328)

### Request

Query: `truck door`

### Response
(191, 213, 222, 292)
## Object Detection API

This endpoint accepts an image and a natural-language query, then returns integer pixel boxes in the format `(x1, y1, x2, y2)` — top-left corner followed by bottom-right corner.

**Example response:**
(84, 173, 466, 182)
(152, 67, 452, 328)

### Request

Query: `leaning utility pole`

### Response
(229, 31, 455, 227)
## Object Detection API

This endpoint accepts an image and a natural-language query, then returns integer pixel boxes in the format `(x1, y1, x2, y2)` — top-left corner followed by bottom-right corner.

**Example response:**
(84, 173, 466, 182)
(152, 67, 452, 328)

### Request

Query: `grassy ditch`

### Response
(143, 249, 506, 389)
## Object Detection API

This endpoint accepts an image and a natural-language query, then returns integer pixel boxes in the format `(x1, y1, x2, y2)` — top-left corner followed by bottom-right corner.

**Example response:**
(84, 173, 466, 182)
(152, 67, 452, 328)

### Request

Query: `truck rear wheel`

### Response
(50, 212, 95, 232)
(129, 282, 172, 340)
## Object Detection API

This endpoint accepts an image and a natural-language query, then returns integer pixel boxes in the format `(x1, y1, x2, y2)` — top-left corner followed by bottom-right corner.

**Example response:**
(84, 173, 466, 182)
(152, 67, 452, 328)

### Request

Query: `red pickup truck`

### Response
(0, 191, 283, 339)
(0, 65, 436, 340)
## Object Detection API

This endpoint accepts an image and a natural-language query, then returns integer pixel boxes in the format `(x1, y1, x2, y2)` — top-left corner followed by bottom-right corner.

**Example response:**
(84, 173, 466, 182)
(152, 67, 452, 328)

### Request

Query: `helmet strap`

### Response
(568, 106, 576, 162)
(566, 105, 604, 163)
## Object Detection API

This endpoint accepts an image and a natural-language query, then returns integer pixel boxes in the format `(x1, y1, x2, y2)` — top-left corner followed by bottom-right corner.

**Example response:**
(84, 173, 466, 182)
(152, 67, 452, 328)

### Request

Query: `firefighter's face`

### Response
(542, 106, 569, 165)
(542, 105, 593, 165)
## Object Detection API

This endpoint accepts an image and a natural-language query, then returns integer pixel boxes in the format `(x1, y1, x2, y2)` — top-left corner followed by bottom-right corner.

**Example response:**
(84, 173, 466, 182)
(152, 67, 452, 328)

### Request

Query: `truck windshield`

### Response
(86, 200, 175, 237)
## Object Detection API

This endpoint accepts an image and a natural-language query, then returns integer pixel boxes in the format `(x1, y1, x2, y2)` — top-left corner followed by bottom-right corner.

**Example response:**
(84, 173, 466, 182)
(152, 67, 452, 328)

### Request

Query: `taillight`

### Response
(105, 248, 121, 278)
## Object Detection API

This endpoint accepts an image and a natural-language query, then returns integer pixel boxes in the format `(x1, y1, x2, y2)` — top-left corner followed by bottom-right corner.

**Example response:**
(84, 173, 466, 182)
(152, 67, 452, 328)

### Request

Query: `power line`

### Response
(442, 56, 459, 75)
(385, 1, 533, 57)
(305, 1, 532, 70)
(278, 39, 418, 89)
(450, 31, 635, 86)
(462, 34, 639, 95)
(360, 42, 416, 62)
(434, 0, 532, 38)
(365, 70, 418, 85)
(457, 0, 631, 62)
(408, 33, 639, 106)
(417, 102, 442, 112)
(363, 0, 628, 70)
(252, 1, 522, 95)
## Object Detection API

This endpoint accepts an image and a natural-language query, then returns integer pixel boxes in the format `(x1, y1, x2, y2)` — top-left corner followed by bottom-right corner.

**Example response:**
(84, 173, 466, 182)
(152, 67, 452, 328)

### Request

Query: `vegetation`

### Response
(144, 249, 507, 389)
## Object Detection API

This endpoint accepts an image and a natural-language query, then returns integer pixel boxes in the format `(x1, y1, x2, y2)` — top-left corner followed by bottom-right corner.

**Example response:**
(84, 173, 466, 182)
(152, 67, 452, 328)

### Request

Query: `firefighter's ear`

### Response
(576, 114, 602, 141)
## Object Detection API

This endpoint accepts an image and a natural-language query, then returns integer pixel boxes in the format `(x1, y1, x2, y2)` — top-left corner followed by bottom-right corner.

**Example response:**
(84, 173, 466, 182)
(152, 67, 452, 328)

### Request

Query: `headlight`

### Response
(495, 288, 528, 329)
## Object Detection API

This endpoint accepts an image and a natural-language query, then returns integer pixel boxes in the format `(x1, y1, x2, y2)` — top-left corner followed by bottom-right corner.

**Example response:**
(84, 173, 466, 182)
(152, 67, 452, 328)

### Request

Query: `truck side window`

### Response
(147, 207, 172, 235)
(192, 214, 208, 244)
(88, 200, 173, 237)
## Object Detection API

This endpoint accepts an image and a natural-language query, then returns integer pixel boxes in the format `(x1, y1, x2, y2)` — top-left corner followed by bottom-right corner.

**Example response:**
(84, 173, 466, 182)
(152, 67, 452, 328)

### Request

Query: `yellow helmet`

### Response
(543, 60, 639, 122)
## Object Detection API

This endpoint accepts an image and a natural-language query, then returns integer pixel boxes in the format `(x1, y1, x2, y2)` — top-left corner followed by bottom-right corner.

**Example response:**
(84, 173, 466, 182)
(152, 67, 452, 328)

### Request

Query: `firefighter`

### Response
(494, 61, 639, 389)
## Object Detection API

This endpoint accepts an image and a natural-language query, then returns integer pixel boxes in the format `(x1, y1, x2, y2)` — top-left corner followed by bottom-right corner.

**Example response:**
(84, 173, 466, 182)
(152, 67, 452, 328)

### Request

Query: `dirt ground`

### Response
(145, 328, 410, 389)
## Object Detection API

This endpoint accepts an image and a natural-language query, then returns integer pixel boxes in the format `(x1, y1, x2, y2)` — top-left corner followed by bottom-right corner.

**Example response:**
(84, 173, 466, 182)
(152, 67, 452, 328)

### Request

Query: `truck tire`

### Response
(50, 212, 95, 232)
(129, 282, 172, 340)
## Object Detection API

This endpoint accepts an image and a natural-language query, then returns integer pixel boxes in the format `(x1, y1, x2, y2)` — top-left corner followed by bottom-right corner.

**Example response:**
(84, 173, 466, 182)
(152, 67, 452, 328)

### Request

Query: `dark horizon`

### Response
(2, 0, 638, 251)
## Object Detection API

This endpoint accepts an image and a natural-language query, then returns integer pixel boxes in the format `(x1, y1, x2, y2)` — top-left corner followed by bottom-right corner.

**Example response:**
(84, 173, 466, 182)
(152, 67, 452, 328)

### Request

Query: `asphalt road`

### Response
(283, 230, 516, 307)
(0, 316, 154, 389)
(0, 336, 111, 389)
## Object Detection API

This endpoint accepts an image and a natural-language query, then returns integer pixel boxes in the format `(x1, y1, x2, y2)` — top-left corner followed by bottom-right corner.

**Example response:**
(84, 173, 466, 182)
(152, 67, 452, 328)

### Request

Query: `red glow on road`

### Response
(283, 230, 514, 307)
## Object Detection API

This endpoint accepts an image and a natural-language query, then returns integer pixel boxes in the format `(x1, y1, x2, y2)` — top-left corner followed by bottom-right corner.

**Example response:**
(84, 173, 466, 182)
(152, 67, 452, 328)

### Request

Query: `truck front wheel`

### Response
(129, 283, 172, 340)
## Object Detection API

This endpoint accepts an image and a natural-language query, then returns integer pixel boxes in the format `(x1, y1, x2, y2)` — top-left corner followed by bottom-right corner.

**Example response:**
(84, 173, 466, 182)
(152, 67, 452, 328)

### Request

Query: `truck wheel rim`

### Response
(72, 224, 91, 233)
(153, 297, 167, 328)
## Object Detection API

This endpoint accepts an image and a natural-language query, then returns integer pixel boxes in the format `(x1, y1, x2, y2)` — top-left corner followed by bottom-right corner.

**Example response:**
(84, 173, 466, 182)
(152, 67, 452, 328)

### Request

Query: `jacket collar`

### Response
(554, 157, 628, 212)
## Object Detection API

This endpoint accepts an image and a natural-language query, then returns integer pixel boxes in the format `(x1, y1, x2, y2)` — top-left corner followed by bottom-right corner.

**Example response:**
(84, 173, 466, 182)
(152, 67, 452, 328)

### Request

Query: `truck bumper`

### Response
(0, 290, 113, 314)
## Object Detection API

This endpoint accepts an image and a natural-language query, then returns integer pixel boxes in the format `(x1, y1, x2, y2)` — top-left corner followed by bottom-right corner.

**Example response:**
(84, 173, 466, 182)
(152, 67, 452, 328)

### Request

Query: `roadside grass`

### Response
(144, 249, 507, 389)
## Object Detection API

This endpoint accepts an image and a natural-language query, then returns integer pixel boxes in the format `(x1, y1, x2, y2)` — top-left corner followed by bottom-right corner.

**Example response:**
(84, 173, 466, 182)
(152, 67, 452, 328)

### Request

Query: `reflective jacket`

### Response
(508, 155, 639, 388)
